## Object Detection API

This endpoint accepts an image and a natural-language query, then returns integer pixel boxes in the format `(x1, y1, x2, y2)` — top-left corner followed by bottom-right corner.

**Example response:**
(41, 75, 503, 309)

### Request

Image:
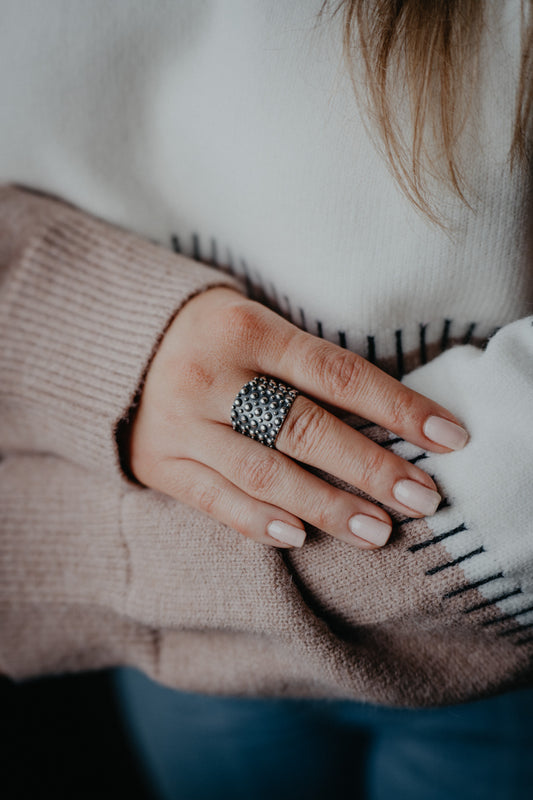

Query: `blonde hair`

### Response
(321, 0, 533, 223)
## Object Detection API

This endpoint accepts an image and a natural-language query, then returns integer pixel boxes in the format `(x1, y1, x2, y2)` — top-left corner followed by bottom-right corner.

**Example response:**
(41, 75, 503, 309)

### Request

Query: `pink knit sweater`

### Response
(2, 184, 532, 708)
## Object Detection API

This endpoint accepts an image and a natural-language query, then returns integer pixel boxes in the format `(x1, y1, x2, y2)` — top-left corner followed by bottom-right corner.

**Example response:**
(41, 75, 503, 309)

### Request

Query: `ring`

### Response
(230, 375, 299, 448)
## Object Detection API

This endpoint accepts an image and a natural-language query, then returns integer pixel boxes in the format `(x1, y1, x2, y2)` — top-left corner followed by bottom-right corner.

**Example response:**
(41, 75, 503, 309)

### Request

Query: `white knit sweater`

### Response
(2, 0, 530, 350)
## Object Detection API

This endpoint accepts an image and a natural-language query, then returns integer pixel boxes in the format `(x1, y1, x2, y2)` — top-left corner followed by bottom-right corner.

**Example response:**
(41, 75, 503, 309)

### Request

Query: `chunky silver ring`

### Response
(230, 375, 299, 448)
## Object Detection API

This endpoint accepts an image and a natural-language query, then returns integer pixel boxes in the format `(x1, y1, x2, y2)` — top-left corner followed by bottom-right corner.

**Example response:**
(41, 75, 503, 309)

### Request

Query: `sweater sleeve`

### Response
(0, 450, 358, 698)
(0, 184, 245, 486)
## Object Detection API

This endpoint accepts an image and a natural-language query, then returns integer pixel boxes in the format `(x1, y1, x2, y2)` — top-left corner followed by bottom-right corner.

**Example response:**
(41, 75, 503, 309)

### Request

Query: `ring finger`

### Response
(207, 373, 441, 520)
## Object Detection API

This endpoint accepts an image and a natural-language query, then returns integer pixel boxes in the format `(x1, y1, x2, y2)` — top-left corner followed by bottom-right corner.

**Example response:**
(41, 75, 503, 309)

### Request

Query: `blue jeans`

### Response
(112, 667, 533, 800)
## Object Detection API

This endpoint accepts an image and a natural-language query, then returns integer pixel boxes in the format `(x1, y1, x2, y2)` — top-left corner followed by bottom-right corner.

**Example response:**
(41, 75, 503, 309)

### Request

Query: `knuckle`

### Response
(305, 342, 365, 400)
(158, 353, 215, 413)
(219, 299, 296, 366)
(231, 503, 258, 539)
(356, 446, 387, 489)
(189, 479, 223, 515)
(241, 450, 281, 495)
(387, 387, 416, 429)
(178, 360, 216, 394)
(280, 401, 325, 459)
(311, 489, 341, 532)
(162, 464, 222, 514)
(218, 300, 266, 351)
(152, 459, 188, 499)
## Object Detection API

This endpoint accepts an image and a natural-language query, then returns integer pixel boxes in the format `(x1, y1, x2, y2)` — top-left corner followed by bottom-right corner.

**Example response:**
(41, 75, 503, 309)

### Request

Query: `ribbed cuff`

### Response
(0, 185, 244, 485)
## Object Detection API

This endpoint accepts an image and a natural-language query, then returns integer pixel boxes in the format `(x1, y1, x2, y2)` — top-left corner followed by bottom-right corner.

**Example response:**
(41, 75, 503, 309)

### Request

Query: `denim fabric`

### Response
(113, 667, 533, 800)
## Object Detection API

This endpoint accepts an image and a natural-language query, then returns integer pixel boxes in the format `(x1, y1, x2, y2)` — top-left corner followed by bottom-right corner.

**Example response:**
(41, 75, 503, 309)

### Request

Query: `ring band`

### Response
(230, 375, 299, 448)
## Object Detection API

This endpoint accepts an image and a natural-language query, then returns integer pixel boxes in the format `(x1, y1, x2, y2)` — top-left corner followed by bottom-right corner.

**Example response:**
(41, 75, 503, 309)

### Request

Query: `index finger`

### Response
(260, 328, 468, 454)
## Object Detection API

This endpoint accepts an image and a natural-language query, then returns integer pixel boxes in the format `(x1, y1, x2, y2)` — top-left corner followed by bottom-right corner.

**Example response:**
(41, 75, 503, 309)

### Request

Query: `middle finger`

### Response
(274, 394, 441, 517)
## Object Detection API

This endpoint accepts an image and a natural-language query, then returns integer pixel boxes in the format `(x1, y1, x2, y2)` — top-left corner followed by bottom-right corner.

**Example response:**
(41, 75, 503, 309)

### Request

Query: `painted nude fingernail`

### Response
(267, 520, 306, 548)
(423, 416, 469, 451)
(348, 515, 392, 547)
(393, 479, 441, 516)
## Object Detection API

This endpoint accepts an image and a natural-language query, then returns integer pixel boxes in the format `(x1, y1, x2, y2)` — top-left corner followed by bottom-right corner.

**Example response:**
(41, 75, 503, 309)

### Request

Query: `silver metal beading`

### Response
(230, 376, 299, 448)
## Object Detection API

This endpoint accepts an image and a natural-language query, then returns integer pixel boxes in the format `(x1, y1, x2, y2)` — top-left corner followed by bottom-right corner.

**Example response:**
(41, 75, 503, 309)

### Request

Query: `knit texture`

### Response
(0, 185, 244, 484)
(1, 186, 532, 707)
(0, 0, 529, 363)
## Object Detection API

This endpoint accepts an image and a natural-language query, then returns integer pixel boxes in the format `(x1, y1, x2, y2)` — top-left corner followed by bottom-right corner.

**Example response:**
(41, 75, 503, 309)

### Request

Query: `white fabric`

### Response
(400, 317, 533, 617)
(0, 0, 530, 352)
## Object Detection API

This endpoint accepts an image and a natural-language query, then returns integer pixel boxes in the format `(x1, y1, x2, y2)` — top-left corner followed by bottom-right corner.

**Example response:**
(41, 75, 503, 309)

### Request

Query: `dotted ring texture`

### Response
(230, 376, 299, 448)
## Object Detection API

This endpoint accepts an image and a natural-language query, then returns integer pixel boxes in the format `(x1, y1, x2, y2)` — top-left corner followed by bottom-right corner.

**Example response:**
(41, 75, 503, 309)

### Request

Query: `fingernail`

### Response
(423, 416, 469, 451)
(267, 520, 306, 548)
(348, 515, 392, 547)
(393, 479, 441, 516)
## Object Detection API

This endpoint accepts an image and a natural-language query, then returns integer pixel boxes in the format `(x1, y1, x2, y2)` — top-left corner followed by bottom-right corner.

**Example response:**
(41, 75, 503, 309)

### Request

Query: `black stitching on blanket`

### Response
(467, 589, 524, 616)
(283, 295, 293, 322)
(408, 453, 428, 465)
(426, 546, 484, 576)
(441, 318, 452, 351)
(498, 621, 533, 638)
(367, 335, 376, 364)
(395, 329, 404, 378)
(516, 635, 533, 646)
(409, 523, 467, 553)
(463, 321, 476, 344)
(443, 572, 504, 599)
(192, 232, 201, 261)
(419, 322, 427, 364)
(210, 237, 218, 266)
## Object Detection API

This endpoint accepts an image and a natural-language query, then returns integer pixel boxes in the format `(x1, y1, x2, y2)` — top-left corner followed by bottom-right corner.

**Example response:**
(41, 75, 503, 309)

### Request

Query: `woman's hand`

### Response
(128, 286, 468, 549)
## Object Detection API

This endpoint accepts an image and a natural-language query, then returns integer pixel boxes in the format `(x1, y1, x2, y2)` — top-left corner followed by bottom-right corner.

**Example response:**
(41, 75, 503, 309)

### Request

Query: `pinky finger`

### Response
(156, 457, 307, 549)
